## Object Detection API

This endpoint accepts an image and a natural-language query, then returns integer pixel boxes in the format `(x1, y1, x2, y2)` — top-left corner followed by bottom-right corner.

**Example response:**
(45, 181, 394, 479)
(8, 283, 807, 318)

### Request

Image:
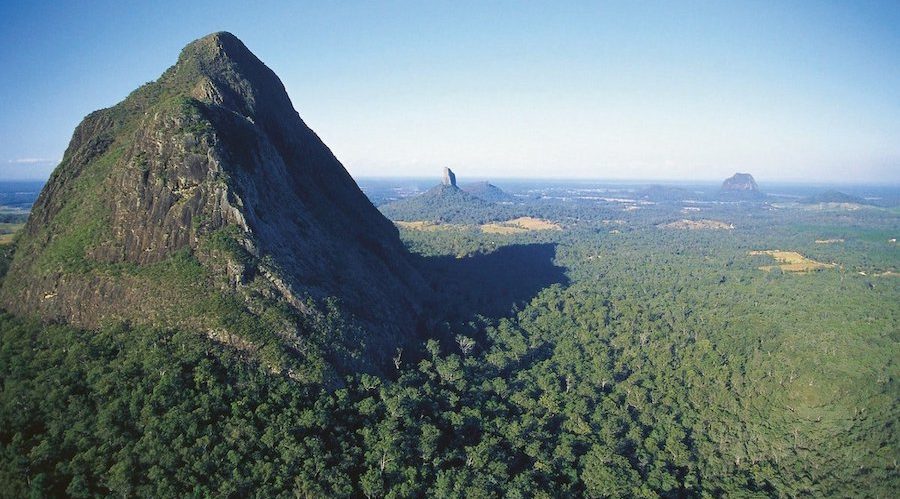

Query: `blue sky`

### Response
(1, 1, 898, 182)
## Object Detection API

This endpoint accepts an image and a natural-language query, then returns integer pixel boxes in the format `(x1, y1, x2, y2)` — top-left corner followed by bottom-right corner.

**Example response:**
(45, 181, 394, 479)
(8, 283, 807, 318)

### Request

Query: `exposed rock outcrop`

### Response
(442, 167, 457, 187)
(720, 173, 763, 200)
(721, 173, 759, 193)
(0, 32, 428, 375)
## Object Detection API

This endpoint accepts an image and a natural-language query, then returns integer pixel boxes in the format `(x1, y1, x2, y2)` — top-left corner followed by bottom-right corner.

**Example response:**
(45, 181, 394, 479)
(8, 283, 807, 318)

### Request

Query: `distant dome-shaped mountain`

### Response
(460, 181, 514, 203)
(0, 32, 428, 376)
(720, 173, 763, 199)
(800, 190, 870, 205)
(721, 173, 759, 192)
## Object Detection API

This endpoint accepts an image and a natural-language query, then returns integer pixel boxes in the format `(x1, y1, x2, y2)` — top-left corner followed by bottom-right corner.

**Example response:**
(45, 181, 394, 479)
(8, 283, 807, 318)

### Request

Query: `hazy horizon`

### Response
(2, 1, 899, 183)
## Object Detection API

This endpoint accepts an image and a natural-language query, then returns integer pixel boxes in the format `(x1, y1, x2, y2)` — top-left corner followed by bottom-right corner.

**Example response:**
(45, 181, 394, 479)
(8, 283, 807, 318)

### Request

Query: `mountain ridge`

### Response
(460, 181, 514, 203)
(0, 32, 428, 376)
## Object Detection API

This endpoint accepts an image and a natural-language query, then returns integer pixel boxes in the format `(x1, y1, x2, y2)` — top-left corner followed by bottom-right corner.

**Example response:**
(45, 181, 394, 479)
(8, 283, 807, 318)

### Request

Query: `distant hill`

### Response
(720, 172, 764, 199)
(380, 183, 506, 224)
(0, 32, 428, 376)
(800, 190, 871, 205)
(380, 168, 512, 223)
(460, 181, 514, 203)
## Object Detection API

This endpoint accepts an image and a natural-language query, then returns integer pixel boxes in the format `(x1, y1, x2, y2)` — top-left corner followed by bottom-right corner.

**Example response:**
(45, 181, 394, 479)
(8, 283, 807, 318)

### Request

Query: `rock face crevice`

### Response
(1, 32, 428, 373)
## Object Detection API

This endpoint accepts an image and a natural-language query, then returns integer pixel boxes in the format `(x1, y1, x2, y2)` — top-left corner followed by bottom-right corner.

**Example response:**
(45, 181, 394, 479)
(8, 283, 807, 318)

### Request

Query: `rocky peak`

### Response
(442, 167, 457, 187)
(0, 32, 428, 377)
(165, 32, 299, 137)
(721, 173, 759, 192)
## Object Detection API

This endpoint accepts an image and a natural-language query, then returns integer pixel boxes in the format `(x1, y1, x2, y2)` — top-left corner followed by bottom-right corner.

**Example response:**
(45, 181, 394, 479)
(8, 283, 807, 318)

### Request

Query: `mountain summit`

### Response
(720, 172, 763, 199)
(442, 167, 457, 187)
(0, 32, 427, 375)
(721, 173, 759, 193)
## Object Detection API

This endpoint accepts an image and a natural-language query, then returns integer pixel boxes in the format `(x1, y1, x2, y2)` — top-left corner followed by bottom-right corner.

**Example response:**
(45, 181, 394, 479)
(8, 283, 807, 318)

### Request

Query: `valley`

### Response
(3, 165, 896, 496)
(0, 29, 897, 499)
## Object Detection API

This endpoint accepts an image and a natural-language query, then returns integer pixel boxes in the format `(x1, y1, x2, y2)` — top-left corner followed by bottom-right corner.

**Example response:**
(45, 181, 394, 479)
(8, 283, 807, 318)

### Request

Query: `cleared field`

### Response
(659, 219, 734, 230)
(394, 221, 466, 232)
(480, 217, 561, 234)
(396, 217, 561, 234)
(0, 223, 24, 245)
(480, 224, 526, 234)
(749, 250, 836, 273)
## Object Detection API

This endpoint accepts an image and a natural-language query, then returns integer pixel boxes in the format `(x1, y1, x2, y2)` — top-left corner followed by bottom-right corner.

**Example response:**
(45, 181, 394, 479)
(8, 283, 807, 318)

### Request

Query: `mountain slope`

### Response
(380, 184, 508, 224)
(460, 181, 514, 203)
(380, 169, 513, 224)
(0, 32, 427, 376)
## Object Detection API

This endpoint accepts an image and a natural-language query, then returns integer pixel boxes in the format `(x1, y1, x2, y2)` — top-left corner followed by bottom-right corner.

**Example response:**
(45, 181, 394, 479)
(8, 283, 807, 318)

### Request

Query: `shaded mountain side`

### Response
(461, 181, 515, 203)
(0, 32, 428, 377)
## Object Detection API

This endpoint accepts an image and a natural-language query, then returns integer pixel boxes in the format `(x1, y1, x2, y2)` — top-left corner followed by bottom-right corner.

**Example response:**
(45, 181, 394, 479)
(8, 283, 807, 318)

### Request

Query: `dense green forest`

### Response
(1, 198, 898, 497)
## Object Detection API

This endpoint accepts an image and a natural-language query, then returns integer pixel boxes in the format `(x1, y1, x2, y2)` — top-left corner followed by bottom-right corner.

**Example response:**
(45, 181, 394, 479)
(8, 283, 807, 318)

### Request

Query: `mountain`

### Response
(800, 190, 870, 205)
(461, 181, 514, 203)
(380, 168, 510, 223)
(720, 172, 763, 199)
(0, 32, 427, 376)
(441, 166, 456, 187)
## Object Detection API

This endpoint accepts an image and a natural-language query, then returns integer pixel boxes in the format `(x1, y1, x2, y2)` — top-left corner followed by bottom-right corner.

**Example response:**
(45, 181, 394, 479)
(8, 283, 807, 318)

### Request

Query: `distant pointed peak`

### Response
(442, 167, 457, 187)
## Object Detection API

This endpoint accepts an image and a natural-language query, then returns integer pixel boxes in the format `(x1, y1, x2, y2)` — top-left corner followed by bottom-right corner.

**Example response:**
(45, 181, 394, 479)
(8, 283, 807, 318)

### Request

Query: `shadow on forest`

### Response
(416, 243, 568, 321)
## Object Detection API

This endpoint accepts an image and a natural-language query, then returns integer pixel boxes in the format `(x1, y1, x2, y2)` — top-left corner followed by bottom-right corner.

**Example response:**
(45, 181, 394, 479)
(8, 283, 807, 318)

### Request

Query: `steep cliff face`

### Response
(0, 32, 427, 375)
(441, 167, 457, 187)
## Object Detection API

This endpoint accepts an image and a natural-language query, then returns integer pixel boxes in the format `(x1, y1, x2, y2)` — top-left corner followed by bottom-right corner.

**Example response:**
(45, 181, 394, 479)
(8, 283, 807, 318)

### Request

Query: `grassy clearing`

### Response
(480, 216, 561, 234)
(480, 223, 526, 234)
(659, 219, 734, 230)
(0, 222, 25, 245)
(397, 216, 562, 235)
(750, 250, 836, 273)
(395, 220, 467, 232)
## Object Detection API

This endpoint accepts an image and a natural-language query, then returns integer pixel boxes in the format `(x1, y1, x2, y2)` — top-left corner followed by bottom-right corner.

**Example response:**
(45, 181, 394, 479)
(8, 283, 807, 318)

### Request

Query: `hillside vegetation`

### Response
(2, 198, 897, 496)
(1, 31, 897, 499)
